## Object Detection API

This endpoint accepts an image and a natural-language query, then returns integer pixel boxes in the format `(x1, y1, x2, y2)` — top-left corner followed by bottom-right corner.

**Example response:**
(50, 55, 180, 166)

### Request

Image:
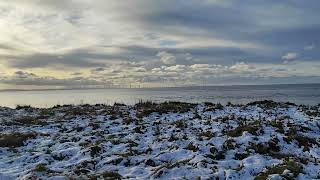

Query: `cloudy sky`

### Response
(0, 0, 319, 89)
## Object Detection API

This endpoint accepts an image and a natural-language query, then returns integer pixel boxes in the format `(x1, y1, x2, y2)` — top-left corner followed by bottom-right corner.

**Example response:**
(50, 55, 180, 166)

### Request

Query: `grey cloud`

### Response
(121, 45, 275, 65)
(14, 71, 36, 78)
(131, 1, 320, 61)
(91, 67, 106, 72)
(71, 72, 83, 76)
(0, 44, 20, 51)
(4, 49, 118, 69)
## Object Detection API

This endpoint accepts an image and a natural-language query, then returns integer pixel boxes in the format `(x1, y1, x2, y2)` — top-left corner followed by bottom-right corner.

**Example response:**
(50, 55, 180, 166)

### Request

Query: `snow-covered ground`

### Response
(0, 100, 319, 179)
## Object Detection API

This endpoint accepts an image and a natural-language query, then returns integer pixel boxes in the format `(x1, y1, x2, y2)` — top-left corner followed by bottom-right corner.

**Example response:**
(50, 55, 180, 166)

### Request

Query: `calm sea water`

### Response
(0, 84, 319, 108)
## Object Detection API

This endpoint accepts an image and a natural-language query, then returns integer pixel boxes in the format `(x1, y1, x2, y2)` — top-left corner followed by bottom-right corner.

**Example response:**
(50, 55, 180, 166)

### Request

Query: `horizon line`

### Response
(0, 82, 319, 92)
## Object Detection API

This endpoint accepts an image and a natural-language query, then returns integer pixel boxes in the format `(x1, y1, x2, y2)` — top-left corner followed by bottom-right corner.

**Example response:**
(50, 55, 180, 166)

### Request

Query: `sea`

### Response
(0, 84, 319, 108)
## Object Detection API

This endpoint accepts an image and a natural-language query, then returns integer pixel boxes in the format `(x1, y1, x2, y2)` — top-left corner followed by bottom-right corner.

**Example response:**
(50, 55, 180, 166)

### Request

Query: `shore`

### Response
(0, 100, 319, 179)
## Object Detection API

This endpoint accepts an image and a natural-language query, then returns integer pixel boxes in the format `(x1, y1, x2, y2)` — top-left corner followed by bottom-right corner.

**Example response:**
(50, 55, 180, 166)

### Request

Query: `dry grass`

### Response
(173, 120, 187, 129)
(90, 145, 102, 157)
(284, 133, 318, 151)
(136, 101, 195, 117)
(34, 163, 48, 172)
(184, 143, 199, 152)
(5, 116, 48, 126)
(204, 103, 224, 111)
(89, 171, 122, 180)
(0, 133, 37, 148)
(254, 159, 303, 180)
(226, 122, 262, 137)
(247, 100, 296, 109)
(198, 131, 215, 139)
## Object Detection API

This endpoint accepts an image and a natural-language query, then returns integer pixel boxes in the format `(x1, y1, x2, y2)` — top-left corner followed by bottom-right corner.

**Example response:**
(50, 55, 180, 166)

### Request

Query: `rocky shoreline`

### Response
(0, 100, 319, 179)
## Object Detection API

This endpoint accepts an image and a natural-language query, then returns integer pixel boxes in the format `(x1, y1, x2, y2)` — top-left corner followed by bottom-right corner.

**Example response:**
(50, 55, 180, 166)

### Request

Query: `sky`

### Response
(0, 0, 319, 89)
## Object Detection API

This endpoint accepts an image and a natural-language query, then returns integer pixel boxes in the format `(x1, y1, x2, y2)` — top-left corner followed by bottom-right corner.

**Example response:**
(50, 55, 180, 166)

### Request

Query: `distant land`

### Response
(1, 83, 319, 92)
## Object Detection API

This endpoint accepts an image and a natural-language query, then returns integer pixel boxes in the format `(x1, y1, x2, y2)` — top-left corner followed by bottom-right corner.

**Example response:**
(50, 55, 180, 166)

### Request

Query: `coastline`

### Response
(1, 83, 319, 92)
(0, 100, 319, 179)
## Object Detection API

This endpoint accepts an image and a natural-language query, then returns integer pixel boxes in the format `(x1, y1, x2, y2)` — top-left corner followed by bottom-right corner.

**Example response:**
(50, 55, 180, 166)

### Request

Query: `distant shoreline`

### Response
(1, 83, 319, 92)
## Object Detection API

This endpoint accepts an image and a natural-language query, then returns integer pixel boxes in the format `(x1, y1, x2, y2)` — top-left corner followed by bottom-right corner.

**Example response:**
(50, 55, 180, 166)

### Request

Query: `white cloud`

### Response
(156, 51, 176, 65)
(304, 44, 315, 50)
(282, 52, 298, 60)
(229, 62, 254, 72)
(164, 65, 186, 72)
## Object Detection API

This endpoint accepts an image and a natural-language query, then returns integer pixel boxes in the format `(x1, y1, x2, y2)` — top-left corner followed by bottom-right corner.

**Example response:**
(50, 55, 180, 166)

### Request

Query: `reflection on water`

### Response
(0, 84, 319, 108)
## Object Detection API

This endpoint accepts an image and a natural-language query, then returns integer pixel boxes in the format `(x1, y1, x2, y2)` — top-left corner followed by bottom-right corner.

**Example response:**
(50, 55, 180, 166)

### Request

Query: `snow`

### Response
(0, 101, 319, 179)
